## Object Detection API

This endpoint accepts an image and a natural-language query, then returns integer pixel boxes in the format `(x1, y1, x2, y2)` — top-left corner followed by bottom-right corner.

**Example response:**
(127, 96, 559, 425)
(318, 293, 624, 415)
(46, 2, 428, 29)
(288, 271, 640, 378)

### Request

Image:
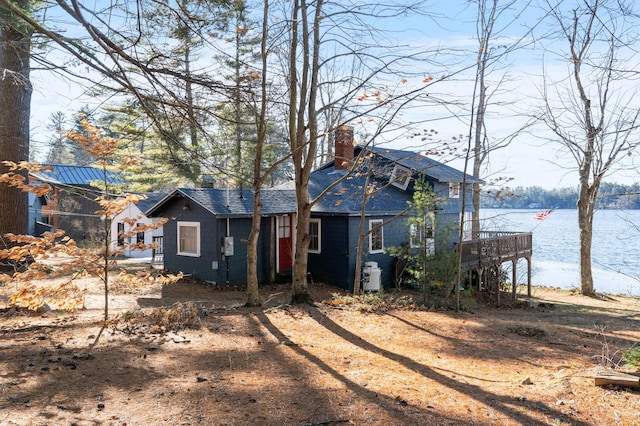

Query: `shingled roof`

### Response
(146, 145, 476, 218)
(132, 193, 166, 213)
(309, 168, 411, 215)
(356, 145, 483, 184)
(146, 187, 297, 218)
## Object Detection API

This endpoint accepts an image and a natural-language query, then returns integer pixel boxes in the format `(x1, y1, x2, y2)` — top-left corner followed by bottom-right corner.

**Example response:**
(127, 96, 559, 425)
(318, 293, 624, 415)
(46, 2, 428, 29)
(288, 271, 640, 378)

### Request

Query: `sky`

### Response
(28, 0, 640, 190)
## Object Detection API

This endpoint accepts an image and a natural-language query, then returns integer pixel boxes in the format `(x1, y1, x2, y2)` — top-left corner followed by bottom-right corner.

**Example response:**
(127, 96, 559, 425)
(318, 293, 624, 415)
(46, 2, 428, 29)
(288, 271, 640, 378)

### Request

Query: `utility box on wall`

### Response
(224, 236, 234, 256)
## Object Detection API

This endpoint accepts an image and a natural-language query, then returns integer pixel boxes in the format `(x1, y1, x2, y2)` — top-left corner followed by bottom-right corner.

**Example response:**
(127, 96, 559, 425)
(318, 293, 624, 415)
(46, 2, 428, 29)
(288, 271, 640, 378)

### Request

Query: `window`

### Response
(369, 219, 383, 253)
(449, 182, 461, 199)
(308, 219, 321, 253)
(177, 221, 200, 257)
(409, 223, 421, 248)
(390, 165, 412, 190)
(278, 215, 290, 238)
(462, 211, 473, 241)
(410, 214, 435, 255)
(117, 223, 125, 246)
(136, 230, 145, 245)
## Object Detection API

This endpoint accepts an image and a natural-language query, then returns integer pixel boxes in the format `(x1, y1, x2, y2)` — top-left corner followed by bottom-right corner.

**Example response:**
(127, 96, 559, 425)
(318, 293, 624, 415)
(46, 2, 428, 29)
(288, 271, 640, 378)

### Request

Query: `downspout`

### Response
(226, 152, 231, 284)
(226, 217, 230, 284)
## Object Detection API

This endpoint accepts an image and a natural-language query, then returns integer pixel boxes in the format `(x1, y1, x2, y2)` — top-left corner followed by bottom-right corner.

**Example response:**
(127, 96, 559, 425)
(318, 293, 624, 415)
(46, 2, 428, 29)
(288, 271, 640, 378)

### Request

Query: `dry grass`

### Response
(1, 268, 640, 425)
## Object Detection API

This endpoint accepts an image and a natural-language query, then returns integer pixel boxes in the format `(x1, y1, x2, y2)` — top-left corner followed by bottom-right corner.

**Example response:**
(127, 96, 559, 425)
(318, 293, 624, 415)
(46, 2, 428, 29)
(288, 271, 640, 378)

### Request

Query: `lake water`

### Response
(481, 209, 640, 296)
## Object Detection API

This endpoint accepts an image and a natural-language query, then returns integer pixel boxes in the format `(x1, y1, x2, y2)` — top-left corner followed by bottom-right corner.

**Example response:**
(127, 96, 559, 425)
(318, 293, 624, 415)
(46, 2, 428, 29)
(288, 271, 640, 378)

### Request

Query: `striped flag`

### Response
(532, 209, 552, 221)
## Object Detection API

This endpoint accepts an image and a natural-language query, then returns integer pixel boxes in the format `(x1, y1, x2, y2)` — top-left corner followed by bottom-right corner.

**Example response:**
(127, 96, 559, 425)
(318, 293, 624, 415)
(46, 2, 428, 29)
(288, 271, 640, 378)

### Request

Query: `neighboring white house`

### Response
(110, 193, 165, 259)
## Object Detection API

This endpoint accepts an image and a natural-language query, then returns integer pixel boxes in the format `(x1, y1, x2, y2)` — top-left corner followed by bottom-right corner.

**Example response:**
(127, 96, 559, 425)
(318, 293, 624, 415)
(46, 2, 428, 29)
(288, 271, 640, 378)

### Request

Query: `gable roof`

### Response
(355, 145, 483, 184)
(312, 168, 411, 215)
(133, 192, 166, 213)
(146, 146, 477, 218)
(146, 187, 297, 218)
(275, 168, 412, 216)
(31, 164, 123, 186)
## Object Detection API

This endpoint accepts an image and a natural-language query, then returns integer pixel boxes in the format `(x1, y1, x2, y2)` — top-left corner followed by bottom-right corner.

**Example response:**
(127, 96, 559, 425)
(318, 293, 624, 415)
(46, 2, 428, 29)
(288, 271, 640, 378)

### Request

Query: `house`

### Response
(110, 193, 166, 258)
(147, 127, 483, 291)
(295, 128, 482, 291)
(29, 164, 122, 244)
(145, 188, 297, 285)
(28, 192, 53, 236)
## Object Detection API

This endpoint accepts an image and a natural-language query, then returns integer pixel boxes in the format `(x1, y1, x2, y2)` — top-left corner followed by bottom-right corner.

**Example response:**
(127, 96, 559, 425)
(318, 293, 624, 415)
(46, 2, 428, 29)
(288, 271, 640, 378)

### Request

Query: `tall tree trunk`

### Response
(289, 0, 322, 305)
(234, 6, 243, 191)
(245, 190, 262, 306)
(183, 16, 200, 184)
(0, 0, 31, 241)
(245, 0, 268, 307)
(577, 193, 594, 295)
(577, 169, 598, 296)
(292, 186, 313, 304)
(471, 66, 486, 240)
(353, 171, 372, 295)
(471, 0, 494, 239)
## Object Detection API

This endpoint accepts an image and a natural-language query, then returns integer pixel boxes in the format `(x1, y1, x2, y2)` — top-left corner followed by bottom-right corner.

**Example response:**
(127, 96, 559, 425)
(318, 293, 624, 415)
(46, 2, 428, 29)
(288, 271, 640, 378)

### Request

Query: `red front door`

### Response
(278, 215, 293, 271)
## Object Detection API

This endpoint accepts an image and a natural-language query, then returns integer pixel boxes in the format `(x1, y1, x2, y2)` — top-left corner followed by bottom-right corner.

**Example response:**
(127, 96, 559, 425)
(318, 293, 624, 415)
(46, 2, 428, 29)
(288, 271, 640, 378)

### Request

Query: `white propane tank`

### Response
(363, 261, 382, 291)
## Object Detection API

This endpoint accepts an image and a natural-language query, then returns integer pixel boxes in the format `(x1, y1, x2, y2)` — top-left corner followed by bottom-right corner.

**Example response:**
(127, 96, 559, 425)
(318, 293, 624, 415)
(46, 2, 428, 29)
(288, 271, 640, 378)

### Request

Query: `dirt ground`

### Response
(1, 260, 640, 426)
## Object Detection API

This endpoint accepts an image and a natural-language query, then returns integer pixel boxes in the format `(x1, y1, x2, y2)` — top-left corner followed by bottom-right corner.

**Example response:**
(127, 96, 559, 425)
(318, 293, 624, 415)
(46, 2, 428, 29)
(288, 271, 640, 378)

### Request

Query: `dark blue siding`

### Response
(434, 211, 461, 250)
(160, 198, 219, 282)
(257, 217, 274, 283)
(309, 214, 411, 292)
(215, 217, 274, 286)
(348, 215, 409, 291)
(308, 216, 350, 289)
(433, 181, 475, 214)
(218, 218, 249, 284)
(160, 200, 275, 286)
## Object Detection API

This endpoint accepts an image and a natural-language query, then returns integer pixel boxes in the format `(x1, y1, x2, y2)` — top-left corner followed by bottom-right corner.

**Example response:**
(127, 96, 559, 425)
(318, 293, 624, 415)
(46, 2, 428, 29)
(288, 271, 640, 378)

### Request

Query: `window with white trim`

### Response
(177, 221, 200, 257)
(278, 215, 290, 238)
(409, 223, 421, 248)
(462, 211, 473, 241)
(308, 219, 321, 253)
(449, 182, 461, 199)
(410, 214, 435, 255)
(390, 164, 412, 190)
(117, 223, 125, 246)
(369, 219, 384, 253)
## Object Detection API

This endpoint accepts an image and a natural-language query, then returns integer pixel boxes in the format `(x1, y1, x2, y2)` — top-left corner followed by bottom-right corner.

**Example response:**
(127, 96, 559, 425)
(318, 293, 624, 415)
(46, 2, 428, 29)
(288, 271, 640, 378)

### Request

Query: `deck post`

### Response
(512, 259, 517, 301)
(527, 256, 532, 297)
(495, 268, 500, 305)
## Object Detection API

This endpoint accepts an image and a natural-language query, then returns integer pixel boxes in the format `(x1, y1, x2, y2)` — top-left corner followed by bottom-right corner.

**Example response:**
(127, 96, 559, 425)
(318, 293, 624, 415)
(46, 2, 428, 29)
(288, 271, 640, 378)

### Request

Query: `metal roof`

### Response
(31, 164, 123, 186)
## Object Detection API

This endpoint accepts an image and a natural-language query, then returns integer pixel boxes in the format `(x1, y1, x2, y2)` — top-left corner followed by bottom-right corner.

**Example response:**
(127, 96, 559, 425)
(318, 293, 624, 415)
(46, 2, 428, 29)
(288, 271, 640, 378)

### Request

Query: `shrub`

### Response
(623, 345, 640, 368)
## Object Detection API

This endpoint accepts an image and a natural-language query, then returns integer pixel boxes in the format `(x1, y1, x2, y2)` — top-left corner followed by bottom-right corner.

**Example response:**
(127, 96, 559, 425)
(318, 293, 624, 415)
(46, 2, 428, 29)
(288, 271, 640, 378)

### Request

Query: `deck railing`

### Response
(459, 231, 532, 268)
(151, 236, 164, 264)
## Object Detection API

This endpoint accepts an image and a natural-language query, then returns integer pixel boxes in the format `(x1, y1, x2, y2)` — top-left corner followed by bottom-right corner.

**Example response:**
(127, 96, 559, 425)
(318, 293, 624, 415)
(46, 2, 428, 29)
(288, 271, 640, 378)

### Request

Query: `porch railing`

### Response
(459, 231, 532, 268)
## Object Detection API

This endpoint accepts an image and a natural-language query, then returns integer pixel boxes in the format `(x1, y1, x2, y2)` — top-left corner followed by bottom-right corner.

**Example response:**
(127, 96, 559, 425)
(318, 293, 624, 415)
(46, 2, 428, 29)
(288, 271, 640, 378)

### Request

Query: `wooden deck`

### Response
(459, 231, 533, 301)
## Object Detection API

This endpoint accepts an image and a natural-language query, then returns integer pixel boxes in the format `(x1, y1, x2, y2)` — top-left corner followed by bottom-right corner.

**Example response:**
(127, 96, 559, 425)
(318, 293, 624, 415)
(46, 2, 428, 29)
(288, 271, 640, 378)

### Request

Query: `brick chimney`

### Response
(334, 125, 354, 170)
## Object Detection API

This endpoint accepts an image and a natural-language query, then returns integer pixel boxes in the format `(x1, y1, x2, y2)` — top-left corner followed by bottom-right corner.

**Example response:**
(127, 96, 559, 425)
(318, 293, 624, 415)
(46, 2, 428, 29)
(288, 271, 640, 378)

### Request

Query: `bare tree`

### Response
(469, 0, 536, 237)
(273, 0, 445, 304)
(539, 0, 640, 295)
(245, 0, 271, 307)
